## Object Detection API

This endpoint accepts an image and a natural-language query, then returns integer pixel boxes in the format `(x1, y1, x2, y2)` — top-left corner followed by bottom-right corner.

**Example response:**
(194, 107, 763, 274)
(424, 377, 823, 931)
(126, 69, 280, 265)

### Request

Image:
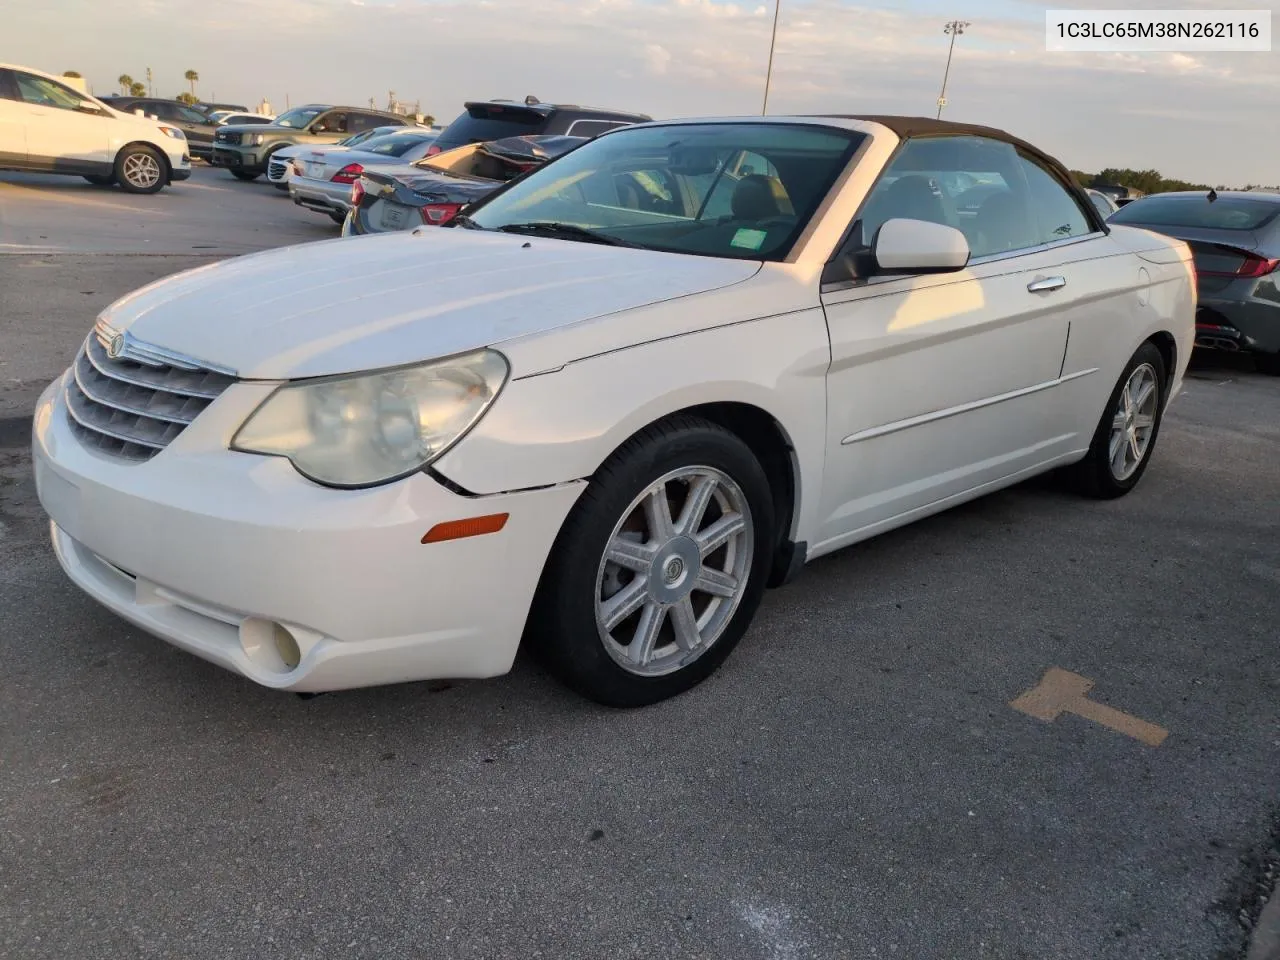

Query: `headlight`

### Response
(158, 125, 185, 140)
(243, 133, 264, 147)
(231, 351, 509, 488)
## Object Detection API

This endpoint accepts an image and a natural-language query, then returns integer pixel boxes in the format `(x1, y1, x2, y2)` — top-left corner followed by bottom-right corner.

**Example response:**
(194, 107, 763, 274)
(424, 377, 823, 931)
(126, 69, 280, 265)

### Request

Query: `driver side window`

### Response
(314, 112, 348, 134)
(13, 72, 85, 111)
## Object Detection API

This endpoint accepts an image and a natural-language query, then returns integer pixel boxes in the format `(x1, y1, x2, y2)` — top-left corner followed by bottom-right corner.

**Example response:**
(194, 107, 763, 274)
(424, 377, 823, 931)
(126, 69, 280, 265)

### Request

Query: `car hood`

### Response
(95, 229, 761, 380)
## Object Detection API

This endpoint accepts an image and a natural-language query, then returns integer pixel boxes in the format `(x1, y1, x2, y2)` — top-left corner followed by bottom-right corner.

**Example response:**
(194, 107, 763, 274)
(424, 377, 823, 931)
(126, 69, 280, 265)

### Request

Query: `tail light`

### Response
(350, 178, 365, 207)
(331, 163, 364, 184)
(1198, 251, 1280, 279)
(421, 203, 463, 225)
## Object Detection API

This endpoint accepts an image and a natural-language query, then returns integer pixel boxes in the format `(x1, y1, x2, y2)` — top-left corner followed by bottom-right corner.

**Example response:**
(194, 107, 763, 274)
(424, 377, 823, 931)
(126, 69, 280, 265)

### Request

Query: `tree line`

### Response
(1071, 167, 1278, 194)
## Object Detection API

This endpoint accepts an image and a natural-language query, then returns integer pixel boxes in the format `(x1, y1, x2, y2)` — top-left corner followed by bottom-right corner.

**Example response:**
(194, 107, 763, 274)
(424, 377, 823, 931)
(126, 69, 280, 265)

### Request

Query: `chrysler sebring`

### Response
(32, 116, 1195, 706)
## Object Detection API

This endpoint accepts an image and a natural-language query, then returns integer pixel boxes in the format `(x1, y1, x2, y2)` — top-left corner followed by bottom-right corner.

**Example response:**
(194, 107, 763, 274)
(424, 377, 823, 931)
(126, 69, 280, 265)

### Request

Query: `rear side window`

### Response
(0, 70, 21, 102)
(349, 112, 394, 133)
(1110, 195, 1280, 231)
(364, 135, 432, 158)
(434, 105, 546, 151)
(564, 119, 628, 138)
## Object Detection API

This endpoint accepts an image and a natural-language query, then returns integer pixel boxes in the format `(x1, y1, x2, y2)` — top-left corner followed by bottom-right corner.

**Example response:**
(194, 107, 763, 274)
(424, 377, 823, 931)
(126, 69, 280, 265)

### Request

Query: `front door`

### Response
(814, 134, 1108, 553)
(9, 70, 112, 173)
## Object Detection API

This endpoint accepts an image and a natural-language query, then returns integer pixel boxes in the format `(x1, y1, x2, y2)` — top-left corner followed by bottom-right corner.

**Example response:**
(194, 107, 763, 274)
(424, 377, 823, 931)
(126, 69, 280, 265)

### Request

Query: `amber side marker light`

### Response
(421, 513, 509, 544)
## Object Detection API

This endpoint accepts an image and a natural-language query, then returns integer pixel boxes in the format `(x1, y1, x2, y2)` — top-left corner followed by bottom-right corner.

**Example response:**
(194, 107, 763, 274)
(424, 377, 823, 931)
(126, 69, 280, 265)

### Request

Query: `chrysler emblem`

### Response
(107, 333, 126, 359)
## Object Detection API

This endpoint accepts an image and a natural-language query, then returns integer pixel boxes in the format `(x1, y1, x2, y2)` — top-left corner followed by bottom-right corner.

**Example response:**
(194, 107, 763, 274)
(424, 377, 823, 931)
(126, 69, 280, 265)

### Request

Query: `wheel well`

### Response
(648, 402, 798, 586)
(117, 141, 172, 179)
(1147, 331, 1177, 388)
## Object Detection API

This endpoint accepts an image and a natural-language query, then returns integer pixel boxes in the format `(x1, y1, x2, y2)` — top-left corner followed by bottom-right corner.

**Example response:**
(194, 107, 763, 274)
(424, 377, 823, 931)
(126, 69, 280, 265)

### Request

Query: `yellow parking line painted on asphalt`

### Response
(0, 181, 173, 217)
(1010, 667, 1169, 747)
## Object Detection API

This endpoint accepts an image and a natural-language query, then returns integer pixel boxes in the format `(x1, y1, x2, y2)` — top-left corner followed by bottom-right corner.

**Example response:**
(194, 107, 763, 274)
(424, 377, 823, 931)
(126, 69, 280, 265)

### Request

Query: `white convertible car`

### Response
(32, 115, 1195, 706)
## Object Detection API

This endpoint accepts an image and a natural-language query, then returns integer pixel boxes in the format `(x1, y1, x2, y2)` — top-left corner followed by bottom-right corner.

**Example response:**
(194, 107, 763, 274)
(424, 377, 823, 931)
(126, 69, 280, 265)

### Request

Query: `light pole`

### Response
(936, 20, 970, 119)
(761, 0, 781, 115)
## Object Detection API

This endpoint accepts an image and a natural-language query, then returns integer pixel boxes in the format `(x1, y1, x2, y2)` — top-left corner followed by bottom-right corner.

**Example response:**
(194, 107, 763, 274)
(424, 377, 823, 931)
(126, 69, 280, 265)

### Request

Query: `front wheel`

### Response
(528, 416, 776, 707)
(1071, 341, 1167, 499)
(230, 169, 260, 181)
(113, 146, 166, 194)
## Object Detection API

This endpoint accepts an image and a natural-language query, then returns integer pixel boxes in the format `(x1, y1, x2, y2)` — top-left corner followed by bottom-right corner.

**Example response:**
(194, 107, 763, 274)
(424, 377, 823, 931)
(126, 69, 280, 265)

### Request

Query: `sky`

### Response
(7, 0, 1277, 185)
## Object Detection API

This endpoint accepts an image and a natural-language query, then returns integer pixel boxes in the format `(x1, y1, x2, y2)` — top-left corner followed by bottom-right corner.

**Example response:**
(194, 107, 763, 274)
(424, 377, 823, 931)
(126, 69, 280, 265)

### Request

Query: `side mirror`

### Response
(873, 218, 970, 274)
(75, 102, 102, 115)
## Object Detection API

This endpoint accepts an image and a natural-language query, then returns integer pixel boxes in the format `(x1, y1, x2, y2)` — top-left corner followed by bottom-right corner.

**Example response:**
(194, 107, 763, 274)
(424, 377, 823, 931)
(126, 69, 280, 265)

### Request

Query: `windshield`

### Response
(466, 122, 864, 261)
(273, 107, 324, 129)
(1110, 195, 1280, 231)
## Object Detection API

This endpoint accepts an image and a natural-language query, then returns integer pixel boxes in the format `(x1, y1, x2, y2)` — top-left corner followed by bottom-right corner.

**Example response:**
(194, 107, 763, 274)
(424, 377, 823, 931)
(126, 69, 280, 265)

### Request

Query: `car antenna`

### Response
(525, 95, 540, 106)
(1207, 188, 1218, 202)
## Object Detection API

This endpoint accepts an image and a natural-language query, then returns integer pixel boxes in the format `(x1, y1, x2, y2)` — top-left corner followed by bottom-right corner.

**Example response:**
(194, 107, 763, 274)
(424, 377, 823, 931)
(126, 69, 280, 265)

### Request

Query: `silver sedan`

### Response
(288, 131, 439, 224)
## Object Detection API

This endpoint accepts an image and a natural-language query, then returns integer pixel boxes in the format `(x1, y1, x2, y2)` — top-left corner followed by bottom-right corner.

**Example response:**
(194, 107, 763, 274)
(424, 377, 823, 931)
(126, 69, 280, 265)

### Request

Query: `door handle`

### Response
(1027, 275, 1067, 293)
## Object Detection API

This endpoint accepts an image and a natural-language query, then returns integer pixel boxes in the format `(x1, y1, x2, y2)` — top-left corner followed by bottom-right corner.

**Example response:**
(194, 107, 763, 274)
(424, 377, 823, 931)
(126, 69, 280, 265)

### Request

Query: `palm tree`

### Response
(130, 81, 146, 97)
(118, 74, 133, 95)
(63, 71, 82, 78)
(184, 70, 199, 99)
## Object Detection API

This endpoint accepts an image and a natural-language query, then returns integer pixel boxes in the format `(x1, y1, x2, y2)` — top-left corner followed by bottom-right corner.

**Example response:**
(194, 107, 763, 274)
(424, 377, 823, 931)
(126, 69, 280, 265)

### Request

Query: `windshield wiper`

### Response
(494, 222, 640, 247)
(446, 214, 486, 230)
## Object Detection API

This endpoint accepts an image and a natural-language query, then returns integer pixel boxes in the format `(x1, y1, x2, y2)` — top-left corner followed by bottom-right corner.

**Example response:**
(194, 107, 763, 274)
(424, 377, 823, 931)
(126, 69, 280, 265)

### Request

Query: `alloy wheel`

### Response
(1108, 362, 1159, 481)
(595, 466, 754, 677)
(122, 153, 161, 189)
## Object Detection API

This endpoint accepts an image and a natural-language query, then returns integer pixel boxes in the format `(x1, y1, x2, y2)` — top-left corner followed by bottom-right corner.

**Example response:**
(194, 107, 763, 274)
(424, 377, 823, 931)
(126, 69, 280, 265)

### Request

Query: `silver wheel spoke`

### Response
(607, 536, 656, 573)
(675, 475, 717, 537)
(1127, 431, 1143, 462)
(629, 601, 666, 666)
(1132, 377, 1155, 411)
(695, 567, 738, 598)
(1109, 431, 1127, 473)
(1112, 409, 1128, 430)
(1133, 413, 1154, 430)
(600, 578, 647, 631)
(695, 512, 746, 557)
(643, 487, 675, 541)
(669, 596, 701, 652)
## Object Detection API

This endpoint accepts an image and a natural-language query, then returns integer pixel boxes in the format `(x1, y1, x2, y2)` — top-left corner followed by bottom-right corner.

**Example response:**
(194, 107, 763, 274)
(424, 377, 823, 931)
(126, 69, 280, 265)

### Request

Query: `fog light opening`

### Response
(274, 623, 301, 670)
(240, 618, 306, 674)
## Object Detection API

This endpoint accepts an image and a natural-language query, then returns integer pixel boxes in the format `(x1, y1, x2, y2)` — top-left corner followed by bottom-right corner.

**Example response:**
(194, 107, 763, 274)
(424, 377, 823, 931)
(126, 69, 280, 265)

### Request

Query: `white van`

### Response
(0, 63, 192, 194)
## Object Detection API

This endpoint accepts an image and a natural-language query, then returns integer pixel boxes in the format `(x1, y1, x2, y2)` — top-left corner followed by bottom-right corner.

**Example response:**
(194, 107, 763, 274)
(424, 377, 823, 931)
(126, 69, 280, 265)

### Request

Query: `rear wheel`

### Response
(1071, 341, 1167, 499)
(528, 416, 775, 707)
(1255, 352, 1280, 376)
(113, 146, 166, 194)
(83, 174, 114, 186)
(230, 169, 260, 181)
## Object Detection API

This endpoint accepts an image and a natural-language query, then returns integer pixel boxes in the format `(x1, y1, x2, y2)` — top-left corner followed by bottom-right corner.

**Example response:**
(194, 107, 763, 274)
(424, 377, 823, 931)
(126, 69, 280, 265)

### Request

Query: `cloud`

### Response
(643, 43, 672, 76)
(9, 0, 1276, 185)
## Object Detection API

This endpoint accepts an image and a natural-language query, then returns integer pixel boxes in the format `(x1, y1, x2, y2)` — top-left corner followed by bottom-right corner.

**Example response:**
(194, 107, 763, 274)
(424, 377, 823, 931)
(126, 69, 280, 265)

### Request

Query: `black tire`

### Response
(328, 210, 347, 225)
(230, 169, 260, 181)
(113, 145, 167, 194)
(527, 415, 776, 708)
(1071, 341, 1168, 499)
(1255, 352, 1280, 376)
(83, 174, 114, 186)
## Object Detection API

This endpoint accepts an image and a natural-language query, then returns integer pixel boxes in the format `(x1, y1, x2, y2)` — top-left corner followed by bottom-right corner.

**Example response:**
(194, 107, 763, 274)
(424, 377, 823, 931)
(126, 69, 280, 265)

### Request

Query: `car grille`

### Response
(215, 131, 242, 146)
(64, 325, 237, 462)
(268, 157, 289, 181)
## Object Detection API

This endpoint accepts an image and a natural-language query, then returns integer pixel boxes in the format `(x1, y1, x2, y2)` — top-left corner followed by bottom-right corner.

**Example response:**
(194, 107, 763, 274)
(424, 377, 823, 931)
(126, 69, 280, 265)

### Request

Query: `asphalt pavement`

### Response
(1, 166, 1278, 960)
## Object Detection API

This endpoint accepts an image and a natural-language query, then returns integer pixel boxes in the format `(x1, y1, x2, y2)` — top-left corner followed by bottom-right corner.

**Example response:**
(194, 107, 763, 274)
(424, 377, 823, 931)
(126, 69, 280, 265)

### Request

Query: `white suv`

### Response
(0, 63, 192, 194)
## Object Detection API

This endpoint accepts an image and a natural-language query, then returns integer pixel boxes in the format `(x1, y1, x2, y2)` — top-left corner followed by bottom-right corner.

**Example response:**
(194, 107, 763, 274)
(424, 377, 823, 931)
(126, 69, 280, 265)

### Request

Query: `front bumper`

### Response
(31, 372, 584, 693)
(290, 176, 353, 215)
(210, 146, 259, 170)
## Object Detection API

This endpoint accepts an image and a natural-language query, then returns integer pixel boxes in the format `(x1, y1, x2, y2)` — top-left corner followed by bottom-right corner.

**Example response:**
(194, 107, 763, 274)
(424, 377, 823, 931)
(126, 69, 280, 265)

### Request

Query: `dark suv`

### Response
(427, 97, 650, 156)
(100, 97, 219, 160)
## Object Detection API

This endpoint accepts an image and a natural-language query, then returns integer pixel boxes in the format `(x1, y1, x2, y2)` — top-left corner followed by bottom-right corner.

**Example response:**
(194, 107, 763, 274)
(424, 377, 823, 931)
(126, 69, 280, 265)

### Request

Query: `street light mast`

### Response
(937, 20, 971, 119)
(762, 0, 781, 115)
